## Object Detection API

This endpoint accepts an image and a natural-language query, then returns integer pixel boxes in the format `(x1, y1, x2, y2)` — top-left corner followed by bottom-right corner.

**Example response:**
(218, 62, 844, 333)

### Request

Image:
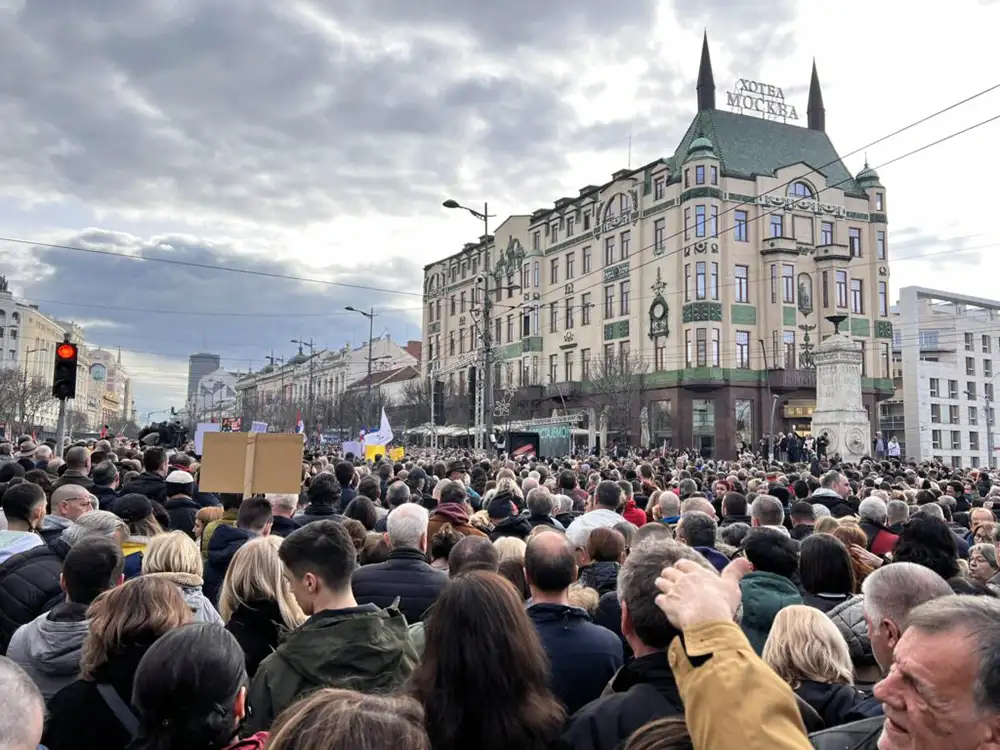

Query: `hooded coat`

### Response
(426, 503, 486, 539)
(0, 530, 43, 563)
(0, 537, 70, 654)
(739, 571, 803, 654)
(143, 571, 222, 624)
(489, 513, 533, 541)
(203, 525, 256, 606)
(244, 604, 416, 733)
(6, 601, 89, 701)
(163, 495, 200, 538)
(39, 515, 74, 544)
(578, 561, 621, 596)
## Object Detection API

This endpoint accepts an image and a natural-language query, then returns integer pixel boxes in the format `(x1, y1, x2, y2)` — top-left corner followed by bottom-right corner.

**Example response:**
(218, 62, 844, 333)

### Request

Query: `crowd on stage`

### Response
(0, 431, 996, 750)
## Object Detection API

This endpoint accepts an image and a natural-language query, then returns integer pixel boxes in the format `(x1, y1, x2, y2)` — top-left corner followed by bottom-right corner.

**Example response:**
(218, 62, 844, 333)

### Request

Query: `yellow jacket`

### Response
(668, 620, 812, 750)
(201, 511, 239, 561)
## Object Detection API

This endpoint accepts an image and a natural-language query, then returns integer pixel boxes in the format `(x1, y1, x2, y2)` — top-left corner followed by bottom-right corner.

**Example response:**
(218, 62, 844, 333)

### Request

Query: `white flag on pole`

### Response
(365, 408, 394, 446)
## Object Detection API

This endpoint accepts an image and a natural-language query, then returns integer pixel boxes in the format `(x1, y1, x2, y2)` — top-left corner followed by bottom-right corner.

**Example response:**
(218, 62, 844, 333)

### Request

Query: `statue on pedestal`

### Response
(639, 405, 651, 448)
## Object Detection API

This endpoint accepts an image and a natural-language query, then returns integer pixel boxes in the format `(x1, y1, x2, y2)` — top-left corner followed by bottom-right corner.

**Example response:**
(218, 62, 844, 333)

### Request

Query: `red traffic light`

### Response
(56, 343, 76, 359)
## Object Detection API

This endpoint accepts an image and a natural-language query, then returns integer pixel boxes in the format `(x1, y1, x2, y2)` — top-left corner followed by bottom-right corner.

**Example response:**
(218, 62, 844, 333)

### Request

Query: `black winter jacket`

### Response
(0, 538, 69, 654)
(827, 595, 877, 672)
(351, 548, 449, 625)
(579, 561, 621, 596)
(561, 652, 683, 750)
(296, 505, 344, 527)
(809, 716, 883, 750)
(203, 525, 256, 605)
(796, 680, 868, 730)
(120, 471, 168, 504)
(163, 495, 199, 538)
(526, 603, 623, 715)
(489, 514, 533, 541)
(270, 515, 301, 538)
(92, 485, 120, 512)
(226, 599, 286, 678)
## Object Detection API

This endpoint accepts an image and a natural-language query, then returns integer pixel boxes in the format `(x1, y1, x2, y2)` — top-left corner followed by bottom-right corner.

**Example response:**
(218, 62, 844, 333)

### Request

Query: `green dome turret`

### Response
(684, 136, 717, 163)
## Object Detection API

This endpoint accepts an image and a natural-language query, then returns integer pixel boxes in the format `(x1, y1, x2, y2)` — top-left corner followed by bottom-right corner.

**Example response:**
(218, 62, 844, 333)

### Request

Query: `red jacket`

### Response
(622, 499, 647, 527)
(227, 733, 269, 749)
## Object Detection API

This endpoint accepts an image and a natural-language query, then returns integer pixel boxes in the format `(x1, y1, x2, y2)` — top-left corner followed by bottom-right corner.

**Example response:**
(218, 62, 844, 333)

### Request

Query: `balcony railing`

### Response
(768, 369, 817, 390)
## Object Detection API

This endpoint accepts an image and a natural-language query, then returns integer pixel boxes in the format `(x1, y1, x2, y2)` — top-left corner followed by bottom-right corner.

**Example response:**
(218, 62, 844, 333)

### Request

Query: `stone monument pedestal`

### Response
(810, 327, 871, 463)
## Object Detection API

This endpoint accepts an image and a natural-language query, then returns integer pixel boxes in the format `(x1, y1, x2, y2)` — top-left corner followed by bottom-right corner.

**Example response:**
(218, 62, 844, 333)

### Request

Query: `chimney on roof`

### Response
(696, 31, 716, 111)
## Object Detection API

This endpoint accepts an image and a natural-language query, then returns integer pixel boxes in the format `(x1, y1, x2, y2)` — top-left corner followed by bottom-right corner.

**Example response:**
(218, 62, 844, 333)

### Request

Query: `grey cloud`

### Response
(0, 230, 426, 413)
(889, 226, 984, 266)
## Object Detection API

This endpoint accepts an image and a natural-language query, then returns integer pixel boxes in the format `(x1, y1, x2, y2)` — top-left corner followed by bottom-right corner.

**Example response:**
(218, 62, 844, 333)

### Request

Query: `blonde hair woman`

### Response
(762, 605, 866, 729)
(493, 536, 526, 563)
(219, 535, 305, 677)
(142, 530, 223, 624)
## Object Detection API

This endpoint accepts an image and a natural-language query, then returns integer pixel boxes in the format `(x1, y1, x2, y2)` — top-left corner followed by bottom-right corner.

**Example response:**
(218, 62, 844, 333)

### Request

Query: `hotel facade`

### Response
(422, 36, 894, 458)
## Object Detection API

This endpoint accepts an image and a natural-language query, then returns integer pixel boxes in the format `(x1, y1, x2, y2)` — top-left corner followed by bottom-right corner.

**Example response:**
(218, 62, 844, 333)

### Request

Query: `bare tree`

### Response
(587, 352, 648, 442)
(67, 408, 90, 434)
(394, 377, 431, 428)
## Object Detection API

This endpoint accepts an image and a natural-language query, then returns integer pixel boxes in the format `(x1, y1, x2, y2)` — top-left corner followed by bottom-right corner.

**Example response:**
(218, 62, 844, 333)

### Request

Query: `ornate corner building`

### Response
(421, 35, 894, 458)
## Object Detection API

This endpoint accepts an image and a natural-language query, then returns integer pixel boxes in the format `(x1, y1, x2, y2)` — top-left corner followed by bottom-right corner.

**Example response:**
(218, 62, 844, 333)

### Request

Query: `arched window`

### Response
(787, 182, 813, 198)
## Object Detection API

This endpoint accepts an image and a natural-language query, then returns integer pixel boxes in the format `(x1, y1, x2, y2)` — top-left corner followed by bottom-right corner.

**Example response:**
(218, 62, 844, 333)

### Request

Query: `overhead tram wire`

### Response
(12, 297, 425, 319)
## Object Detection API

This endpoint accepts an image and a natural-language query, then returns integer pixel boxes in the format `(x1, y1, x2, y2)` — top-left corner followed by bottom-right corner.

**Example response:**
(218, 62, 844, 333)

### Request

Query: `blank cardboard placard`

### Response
(199, 432, 303, 495)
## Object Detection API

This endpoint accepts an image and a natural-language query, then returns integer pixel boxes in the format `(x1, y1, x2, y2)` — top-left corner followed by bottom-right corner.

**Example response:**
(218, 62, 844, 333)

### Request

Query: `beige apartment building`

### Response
(422, 36, 894, 458)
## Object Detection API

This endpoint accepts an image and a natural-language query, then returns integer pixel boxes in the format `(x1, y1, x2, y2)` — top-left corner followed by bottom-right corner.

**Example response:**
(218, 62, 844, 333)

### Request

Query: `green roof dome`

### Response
(684, 136, 717, 163)
(857, 163, 882, 188)
(260, 364, 274, 374)
(289, 350, 309, 365)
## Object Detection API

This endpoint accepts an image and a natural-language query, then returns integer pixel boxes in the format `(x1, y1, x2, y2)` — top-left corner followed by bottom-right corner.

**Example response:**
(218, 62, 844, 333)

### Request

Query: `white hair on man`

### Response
(522, 477, 540, 494)
(750, 495, 785, 528)
(267, 493, 298, 517)
(858, 496, 888, 525)
(0, 655, 44, 749)
(387, 502, 429, 551)
(887, 499, 909, 526)
(657, 491, 681, 518)
(812, 504, 832, 518)
(61, 509, 129, 545)
(552, 494, 573, 516)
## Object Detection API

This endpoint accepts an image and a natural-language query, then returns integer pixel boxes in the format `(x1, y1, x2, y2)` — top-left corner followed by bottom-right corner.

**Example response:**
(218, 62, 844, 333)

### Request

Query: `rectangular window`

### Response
(604, 286, 615, 319)
(782, 264, 795, 304)
(967, 357, 977, 376)
(583, 212, 591, 231)
(581, 293, 592, 325)
(459, 328, 465, 354)
(604, 343, 614, 363)
(820, 221, 833, 245)
(696, 328, 707, 367)
(684, 264, 692, 302)
(549, 354, 558, 383)
(770, 214, 783, 238)
(604, 236, 615, 266)
(986, 359, 993, 379)
(696, 262, 707, 300)
(850, 279, 864, 314)
(822, 271, 829, 308)
(654, 177, 665, 200)
(550, 258, 559, 285)
(685, 330, 693, 368)
(566, 252, 575, 279)
(710, 262, 719, 300)
(949, 380, 959, 399)
(735, 265, 749, 303)
(506, 315, 514, 343)
(710, 206, 718, 237)
(735, 210, 748, 242)
(930, 404, 940, 424)
(932, 429, 942, 449)
(565, 350, 574, 382)
(621, 230, 631, 259)
(695, 165, 705, 185)
(930, 378, 940, 397)
(878, 282, 888, 317)
(654, 219, 666, 252)
(770, 264, 778, 304)
(849, 228, 862, 257)
(711, 329, 720, 366)
(876, 192, 884, 211)
(877, 231, 886, 260)
(533, 232, 540, 250)
(695, 205, 706, 237)
(506, 274, 513, 299)
(655, 337, 666, 370)
(971, 432, 980, 450)
(684, 169, 690, 188)
(565, 298, 574, 329)
(449, 331, 456, 355)
(985, 335, 993, 354)
(582, 246, 592, 274)
(549, 302, 558, 333)
(736, 331, 751, 369)
(859, 340, 866, 376)
(881, 342, 891, 378)
(450, 295, 456, 316)
(950, 405, 960, 424)
(966, 332, 975, 351)
(836, 270, 848, 309)
(784, 331, 796, 369)
(952, 431, 962, 450)
(581, 349, 591, 380)
(566, 216, 575, 237)
(620, 281, 630, 316)
(494, 318, 501, 345)
(968, 381, 977, 400)
(710, 166, 718, 185)
(684, 207, 690, 240)
(551, 223, 558, 243)
(970, 406, 979, 425)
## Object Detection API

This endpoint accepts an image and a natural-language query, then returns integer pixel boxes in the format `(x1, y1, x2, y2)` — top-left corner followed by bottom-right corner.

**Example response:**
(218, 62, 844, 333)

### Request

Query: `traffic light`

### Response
(52, 342, 78, 400)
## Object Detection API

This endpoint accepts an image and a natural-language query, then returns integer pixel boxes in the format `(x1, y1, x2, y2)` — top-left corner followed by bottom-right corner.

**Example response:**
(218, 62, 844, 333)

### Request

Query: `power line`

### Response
(0, 238, 426, 298)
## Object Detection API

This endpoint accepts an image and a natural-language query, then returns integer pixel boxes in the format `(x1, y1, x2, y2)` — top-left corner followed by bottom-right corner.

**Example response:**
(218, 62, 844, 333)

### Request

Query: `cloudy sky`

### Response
(0, 0, 997, 417)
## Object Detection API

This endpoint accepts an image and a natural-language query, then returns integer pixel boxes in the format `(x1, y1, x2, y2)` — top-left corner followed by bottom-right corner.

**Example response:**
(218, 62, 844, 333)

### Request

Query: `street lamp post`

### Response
(345, 307, 376, 430)
(290, 339, 316, 435)
(21, 347, 41, 434)
(444, 198, 495, 450)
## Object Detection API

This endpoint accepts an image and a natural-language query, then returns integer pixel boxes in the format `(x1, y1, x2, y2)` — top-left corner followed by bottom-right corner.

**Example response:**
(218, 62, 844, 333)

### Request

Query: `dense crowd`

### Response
(0, 433, 997, 749)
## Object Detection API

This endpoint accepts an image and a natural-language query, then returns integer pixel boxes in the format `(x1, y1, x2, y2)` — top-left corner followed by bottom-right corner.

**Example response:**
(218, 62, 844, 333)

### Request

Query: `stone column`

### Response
(811, 329, 871, 463)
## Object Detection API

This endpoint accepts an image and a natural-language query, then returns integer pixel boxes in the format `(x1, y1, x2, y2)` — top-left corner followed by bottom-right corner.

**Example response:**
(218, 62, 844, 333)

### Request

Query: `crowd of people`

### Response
(0, 432, 997, 749)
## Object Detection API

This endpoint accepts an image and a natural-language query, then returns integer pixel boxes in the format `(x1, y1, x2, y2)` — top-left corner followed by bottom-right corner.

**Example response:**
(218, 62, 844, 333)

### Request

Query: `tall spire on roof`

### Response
(696, 31, 715, 111)
(807, 59, 825, 132)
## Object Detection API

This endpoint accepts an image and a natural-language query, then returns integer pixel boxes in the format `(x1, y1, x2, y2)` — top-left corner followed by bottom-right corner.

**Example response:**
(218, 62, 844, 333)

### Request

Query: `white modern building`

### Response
(881, 287, 1000, 468)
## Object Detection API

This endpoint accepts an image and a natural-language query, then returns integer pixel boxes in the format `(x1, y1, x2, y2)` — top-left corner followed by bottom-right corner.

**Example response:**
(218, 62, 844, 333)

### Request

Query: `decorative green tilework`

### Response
(731, 304, 757, 325)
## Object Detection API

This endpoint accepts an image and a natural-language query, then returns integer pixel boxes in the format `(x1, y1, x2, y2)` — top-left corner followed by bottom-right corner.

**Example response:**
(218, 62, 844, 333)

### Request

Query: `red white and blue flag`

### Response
(295, 411, 304, 434)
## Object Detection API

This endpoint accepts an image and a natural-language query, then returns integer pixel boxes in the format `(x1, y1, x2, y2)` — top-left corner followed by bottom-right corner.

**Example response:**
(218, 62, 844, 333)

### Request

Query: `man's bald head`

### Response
(51, 484, 95, 521)
(64, 446, 91, 473)
(657, 491, 681, 518)
(680, 497, 716, 519)
(447, 536, 498, 578)
(525, 530, 577, 594)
